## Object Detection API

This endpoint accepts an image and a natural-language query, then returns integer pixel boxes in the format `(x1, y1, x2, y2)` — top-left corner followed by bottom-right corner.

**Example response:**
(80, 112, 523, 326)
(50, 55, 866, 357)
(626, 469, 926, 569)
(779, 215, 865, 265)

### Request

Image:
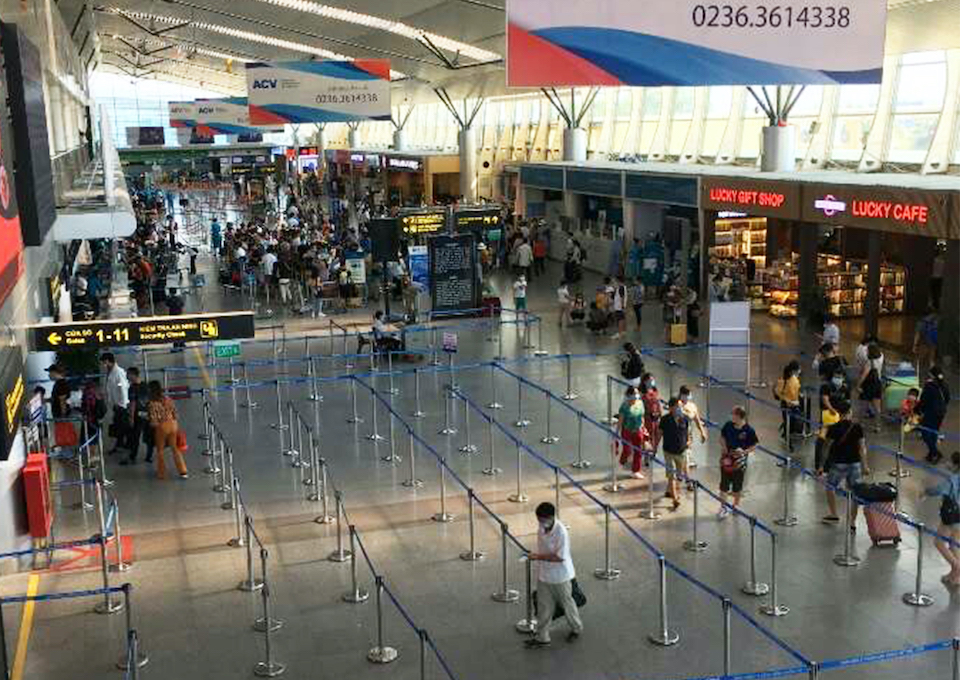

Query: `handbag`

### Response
(54, 421, 79, 448)
(533, 579, 587, 621)
(941, 494, 960, 526)
(175, 429, 189, 453)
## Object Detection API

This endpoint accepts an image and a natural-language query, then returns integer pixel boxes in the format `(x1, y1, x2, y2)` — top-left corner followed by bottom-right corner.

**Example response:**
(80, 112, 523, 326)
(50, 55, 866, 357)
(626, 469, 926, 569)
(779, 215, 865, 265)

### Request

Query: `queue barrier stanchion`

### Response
(507, 443, 529, 503)
(347, 378, 363, 424)
(460, 489, 484, 562)
(253, 549, 286, 678)
(228, 477, 245, 547)
(366, 378, 385, 442)
(304, 430, 318, 488)
(203, 430, 221, 475)
(109, 499, 131, 573)
(402, 428, 424, 489)
(238, 514, 264, 592)
(367, 576, 399, 664)
(492, 523, 520, 603)
(271, 380, 288, 432)
(640, 454, 660, 519)
(514, 379, 530, 428)
(648, 555, 679, 647)
(683, 483, 708, 553)
(953, 638, 960, 680)
(382, 406, 401, 464)
(342, 526, 370, 603)
(242, 363, 259, 409)
(603, 431, 624, 494)
(571, 412, 591, 469)
(386, 352, 399, 396)
(458, 396, 478, 454)
(314, 458, 335, 523)
(742, 517, 770, 596)
(774, 460, 799, 527)
(482, 415, 501, 476)
(308, 356, 323, 403)
(515, 555, 537, 633)
(198, 401, 210, 442)
(833, 490, 861, 568)
(94, 481, 123, 615)
(488, 363, 503, 409)
(411, 368, 425, 418)
(562, 353, 578, 401)
(116, 584, 149, 671)
(902, 523, 934, 607)
(760, 534, 789, 617)
(432, 460, 455, 523)
(439, 385, 457, 436)
(540, 392, 559, 445)
(328, 491, 351, 563)
(722, 598, 732, 677)
(890, 422, 911, 479)
(601, 376, 616, 425)
(97, 428, 114, 488)
(522, 311, 535, 351)
(594, 504, 621, 581)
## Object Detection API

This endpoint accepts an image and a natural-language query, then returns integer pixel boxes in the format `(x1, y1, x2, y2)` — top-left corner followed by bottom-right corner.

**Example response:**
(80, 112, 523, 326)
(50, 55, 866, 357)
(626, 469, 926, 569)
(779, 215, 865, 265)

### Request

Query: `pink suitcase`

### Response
(863, 502, 901, 546)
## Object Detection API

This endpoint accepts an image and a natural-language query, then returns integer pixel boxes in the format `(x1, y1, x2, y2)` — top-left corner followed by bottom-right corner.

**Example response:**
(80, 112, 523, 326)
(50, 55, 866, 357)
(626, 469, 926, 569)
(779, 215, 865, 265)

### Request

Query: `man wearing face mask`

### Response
(525, 502, 583, 649)
(816, 369, 851, 471)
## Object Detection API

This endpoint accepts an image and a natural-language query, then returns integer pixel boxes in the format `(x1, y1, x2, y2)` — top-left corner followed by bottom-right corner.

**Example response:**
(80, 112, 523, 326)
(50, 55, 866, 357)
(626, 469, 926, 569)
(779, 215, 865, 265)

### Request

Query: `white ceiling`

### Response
(65, 0, 960, 102)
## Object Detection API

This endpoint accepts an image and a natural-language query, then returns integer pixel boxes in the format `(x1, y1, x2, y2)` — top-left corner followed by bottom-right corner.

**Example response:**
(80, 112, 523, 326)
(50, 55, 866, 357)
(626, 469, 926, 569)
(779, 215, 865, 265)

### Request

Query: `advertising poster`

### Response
(409, 245, 429, 287)
(194, 97, 283, 135)
(168, 101, 198, 128)
(346, 257, 367, 285)
(507, 0, 887, 86)
(0, 54, 23, 310)
(246, 60, 392, 125)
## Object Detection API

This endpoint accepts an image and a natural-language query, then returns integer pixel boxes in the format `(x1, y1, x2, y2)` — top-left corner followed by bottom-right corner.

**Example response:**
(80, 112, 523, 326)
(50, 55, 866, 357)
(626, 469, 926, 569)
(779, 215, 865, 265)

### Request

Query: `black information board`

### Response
(0, 345, 24, 461)
(454, 208, 502, 234)
(400, 209, 446, 236)
(428, 234, 477, 314)
(369, 218, 400, 262)
(30, 312, 256, 352)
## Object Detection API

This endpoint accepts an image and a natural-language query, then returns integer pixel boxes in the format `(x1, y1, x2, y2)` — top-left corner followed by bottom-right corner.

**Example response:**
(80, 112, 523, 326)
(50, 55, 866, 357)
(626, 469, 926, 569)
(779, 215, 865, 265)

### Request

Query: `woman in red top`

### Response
(532, 233, 548, 276)
(641, 373, 662, 454)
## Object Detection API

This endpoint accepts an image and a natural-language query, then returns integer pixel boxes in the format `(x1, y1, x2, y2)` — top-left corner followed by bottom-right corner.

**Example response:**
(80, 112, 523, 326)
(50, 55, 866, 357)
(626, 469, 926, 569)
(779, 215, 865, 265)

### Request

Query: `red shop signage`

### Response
(701, 178, 800, 220)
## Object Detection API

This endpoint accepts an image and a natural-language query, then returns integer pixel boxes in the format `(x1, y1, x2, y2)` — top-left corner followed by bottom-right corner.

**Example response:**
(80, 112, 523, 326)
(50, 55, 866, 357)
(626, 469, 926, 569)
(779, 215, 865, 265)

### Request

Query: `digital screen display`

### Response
(400, 210, 446, 236)
(455, 208, 502, 233)
(0, 346, 24, 461)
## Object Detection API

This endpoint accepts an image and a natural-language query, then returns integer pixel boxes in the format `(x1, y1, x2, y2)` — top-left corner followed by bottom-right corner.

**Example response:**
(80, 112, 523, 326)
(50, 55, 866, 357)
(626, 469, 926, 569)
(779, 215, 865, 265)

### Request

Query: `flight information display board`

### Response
(30, 312, 255, 352)
(429, 234, 477, 314)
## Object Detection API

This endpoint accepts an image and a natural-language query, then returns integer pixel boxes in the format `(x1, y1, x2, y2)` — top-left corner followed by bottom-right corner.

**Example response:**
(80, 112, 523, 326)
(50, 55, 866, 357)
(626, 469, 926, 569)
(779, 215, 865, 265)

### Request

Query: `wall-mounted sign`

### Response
(520, 165, 564, 190)
(701, 177, 801, 220)
(386, 157, 422, 172)
(624, 174, 698, 206)
(246, 60, 392, 125)
(409, 245, 429, 287)
(126, 127, 165, 147)
(801, 185, 957, 239)
(29, 312, 255, 352)
(0, 51, 24, 311)
(455, 208, 502, 233)
(400, 210, 446, 236)
(566, 170, 622, 197)
(0, 346, 24, 461)
(507, 0, 886, 86)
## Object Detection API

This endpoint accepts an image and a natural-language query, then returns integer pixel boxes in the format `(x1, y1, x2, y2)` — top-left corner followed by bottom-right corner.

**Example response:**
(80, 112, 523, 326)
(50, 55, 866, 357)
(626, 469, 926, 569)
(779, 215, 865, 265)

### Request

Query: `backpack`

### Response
(941, 493, 960, 526)
(621, 354, 643, 381)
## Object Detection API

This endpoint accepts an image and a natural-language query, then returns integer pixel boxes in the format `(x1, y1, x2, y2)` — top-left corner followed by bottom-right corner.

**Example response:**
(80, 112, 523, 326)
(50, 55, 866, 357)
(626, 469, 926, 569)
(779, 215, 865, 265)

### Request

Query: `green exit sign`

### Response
(214, 341, 242, 359)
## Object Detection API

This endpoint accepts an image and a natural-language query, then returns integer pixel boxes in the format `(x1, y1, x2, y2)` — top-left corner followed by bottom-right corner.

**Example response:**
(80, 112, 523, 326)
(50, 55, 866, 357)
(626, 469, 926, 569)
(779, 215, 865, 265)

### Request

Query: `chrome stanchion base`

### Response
(384, 387, 399, 396)
(889, 468, 911, 479)
(540, 436, 560, 445)
(116, 651, 150, 671)
(238, 578, 264, 592)
(491, 589, 520, 603)
(197, 433, 209, 441)
(438, 427, 458, 436)
(73, 501, 95, 511)
(600, 415, 616, 425)
(514, 419, 531, 428)
(603, 482, 624, 493)
(833, 553, 861, 567)
(458, 444, 479, 454)
(594, 567, 621, 581)
(241, 402, 260, 409)
(94, 598, 125, 615)
(290, 457, 308, 469)
(533, 350, 549, 357)
(303, 478, 315, 487)
(380, 454, 402, 464)
(253, 617, 284, 633)
(367, 646, 399, 664)
(346, 416, 364, 424)
(741, 581, 770, 596)
(639, 508, 661, 520)
(515, 617, 538, 633)
(411, 410, 426, 418)
(570, 460, 592, 469)
(343, 588, 370, 604)
(254, 661, 286, 677)
(683, 540, 708, 553)
(648, 630, 680, 647)
(213, 482, 228, 492)
(314, 514, 335, 524)
(203, 465, 220, 475)
(487, 402, 504, 410)
(282, 448, 297, 457)
(271, 423, 289, 431)
(227, 537, 245, 548)
(102, 478, 116, 488)
(366, 433, 386, 442)
(430, 358, 443, 367)
(460, 550, 485, 561)
(774, 516, 799, 527)
(432, 512, 456, 523)
(308, 394, 324, 403)
(903, 592, 935, 607)
(109, 561, 132, 573)
(562, 392, 579, 401)
(482, 467, 502, 476)
(328, 549, 352, 563)
(221, 499, 236, 510)
(759, 604, 790, 617)
(200, 448, 214, 458)
(402, 478, 424, 488)
(507, 493, 529, 503)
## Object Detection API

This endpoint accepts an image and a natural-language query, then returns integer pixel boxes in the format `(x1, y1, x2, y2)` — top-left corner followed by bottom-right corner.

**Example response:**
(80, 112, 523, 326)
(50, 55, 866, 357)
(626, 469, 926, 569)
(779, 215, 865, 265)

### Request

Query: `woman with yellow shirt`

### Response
(775, 360, 802, 439)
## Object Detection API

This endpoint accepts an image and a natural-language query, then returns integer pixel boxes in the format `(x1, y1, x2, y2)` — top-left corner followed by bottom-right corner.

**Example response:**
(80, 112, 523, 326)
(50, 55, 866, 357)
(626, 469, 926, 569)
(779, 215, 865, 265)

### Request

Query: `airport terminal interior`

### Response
(0, 1, 960, 679)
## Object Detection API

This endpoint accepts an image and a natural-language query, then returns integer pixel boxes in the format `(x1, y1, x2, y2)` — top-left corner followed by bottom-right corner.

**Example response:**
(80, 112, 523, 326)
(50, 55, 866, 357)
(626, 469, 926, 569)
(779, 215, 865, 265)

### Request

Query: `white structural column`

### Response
(458, 125, 478, 202)
(393, 129, 406, 151)
(647, 88, 676, 161)
(679, 87, 709, 164)
(347, 123, 361, 150)
(542, 88, 597, 162)
(923, 49, 960, 175)
(315, 124, 326, 152)
(714, 88, 747, 165)
(801, 86, 840, 170)
(49, 84, 67, 154)
(562, 129, 587, 162)
(858, 55, 900, 173)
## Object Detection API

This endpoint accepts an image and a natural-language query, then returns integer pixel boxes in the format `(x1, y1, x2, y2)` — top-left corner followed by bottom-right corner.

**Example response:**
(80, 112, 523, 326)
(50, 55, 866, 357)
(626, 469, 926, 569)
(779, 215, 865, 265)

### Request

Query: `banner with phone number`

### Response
(507, 0, 887, 86)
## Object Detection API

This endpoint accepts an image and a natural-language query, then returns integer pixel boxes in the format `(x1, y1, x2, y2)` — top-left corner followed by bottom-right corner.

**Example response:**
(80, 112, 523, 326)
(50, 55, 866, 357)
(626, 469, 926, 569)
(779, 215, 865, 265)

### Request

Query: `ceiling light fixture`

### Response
(257, 0, 500, 63)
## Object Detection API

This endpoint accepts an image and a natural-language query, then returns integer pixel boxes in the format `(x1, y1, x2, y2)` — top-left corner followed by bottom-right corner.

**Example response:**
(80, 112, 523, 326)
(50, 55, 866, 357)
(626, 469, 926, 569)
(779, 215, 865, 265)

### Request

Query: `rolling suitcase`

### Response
(862, 502, 901, 546)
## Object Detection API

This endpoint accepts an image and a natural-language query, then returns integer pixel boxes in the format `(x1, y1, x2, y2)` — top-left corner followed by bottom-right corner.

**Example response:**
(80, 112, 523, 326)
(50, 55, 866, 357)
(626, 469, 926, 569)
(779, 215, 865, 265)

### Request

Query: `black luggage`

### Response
(853, 482, 897, 503)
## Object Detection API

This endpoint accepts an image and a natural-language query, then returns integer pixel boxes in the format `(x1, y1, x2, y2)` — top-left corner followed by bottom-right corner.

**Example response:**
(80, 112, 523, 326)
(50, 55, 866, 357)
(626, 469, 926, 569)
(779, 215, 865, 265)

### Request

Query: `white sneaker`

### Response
(316, 312, 326, 318)
(717, 507, 730, 521)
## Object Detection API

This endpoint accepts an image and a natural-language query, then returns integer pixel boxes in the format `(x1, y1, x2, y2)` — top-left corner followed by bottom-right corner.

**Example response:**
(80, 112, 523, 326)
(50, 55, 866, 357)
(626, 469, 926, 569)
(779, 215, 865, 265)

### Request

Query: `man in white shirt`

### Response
(100, 353, 130, 455)
(525, 502, 583, 648)
(515, 239, 534, 280)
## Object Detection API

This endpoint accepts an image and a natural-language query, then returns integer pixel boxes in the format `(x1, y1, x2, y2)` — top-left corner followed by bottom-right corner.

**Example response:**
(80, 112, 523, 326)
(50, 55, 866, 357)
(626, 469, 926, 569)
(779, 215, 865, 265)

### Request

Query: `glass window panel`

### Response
(740, 118, 764, 157)
(787, 86, 823, 117)
(895, 61, 947, 113)
(638, 123, 656, 155)
(837, 85, 881, 114)
(889, 114, 939, 163)
(791, 116, 818, 158)
(831, 115, 873, 160)
(673, 88, 696, 119)
(707, 87, 733, 119)
(668, 120, 691, 154)
(642, 89, 662, 120)
(612, 122, 630, 152)
(616, 89, 633, 120)
(702, 119, 726, 157)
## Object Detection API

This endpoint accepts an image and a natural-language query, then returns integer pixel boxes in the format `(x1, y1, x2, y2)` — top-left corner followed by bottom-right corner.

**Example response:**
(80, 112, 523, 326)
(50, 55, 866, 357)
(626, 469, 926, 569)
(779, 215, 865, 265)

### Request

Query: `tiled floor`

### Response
(4, 233, 959, 680)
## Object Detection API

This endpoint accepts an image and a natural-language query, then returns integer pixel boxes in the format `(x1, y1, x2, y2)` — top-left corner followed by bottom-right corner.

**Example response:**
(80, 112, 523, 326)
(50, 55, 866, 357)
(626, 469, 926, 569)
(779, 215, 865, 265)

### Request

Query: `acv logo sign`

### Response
(252, 79, 278, 89)
(814, 195, 847, 217)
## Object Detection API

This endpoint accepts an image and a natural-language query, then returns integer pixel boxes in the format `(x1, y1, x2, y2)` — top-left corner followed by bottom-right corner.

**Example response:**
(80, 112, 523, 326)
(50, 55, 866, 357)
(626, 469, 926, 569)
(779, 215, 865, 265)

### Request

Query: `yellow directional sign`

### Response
(29, 312, 255, 352)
